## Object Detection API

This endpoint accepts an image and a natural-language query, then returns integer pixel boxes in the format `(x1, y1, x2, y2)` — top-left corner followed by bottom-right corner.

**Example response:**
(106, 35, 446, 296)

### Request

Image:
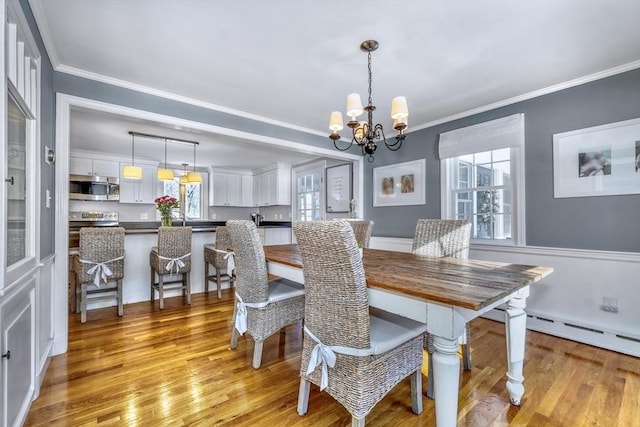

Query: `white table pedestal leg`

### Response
(433, 335, 460, 427)
(505, 288, 528, 406)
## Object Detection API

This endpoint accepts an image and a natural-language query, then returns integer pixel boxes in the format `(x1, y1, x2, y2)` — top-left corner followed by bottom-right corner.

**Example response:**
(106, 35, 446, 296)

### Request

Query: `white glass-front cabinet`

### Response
(1, 0, 41, 425)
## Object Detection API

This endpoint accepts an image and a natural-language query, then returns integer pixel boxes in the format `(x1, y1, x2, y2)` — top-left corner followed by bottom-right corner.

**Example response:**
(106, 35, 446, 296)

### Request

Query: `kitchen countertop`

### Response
(117, 220, 291, 234)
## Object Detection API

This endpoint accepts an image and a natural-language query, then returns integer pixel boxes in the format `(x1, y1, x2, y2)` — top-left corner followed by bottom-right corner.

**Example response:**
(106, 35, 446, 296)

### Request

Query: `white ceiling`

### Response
(69, 107, 319, 169)
(31, 0, 640, 166)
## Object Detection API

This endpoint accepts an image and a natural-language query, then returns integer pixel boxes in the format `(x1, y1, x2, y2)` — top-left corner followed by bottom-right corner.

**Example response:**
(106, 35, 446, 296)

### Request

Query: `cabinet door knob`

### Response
(1, 351, 10, 360)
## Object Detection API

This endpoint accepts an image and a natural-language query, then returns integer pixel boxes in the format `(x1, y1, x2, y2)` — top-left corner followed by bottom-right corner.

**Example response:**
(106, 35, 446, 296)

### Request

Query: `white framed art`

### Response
(373, 159, 426, 207)
(553, 118, 640, 198)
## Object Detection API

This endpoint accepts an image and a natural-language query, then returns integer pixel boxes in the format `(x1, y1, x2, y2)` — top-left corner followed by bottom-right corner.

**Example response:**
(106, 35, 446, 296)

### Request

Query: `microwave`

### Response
(69, 174, 120, 201)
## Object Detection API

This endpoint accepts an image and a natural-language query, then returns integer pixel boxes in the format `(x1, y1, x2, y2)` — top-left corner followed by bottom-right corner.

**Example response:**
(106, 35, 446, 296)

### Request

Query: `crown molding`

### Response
(28, 0, 60, 68)
(407, 60, 640, 134)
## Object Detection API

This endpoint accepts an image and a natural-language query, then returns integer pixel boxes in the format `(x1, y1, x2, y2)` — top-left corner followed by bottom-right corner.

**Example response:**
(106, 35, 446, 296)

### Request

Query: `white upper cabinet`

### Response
(209, 169, 252, 207)
(119, 163, 157, 204)
(70, 156, 119, 177)
(254, 164, 291, 206)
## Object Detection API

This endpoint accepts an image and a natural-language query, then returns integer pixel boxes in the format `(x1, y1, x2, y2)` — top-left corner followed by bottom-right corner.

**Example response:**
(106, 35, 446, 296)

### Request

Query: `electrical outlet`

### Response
(600, 296, 618, 313)
(211, 213, 217, 220)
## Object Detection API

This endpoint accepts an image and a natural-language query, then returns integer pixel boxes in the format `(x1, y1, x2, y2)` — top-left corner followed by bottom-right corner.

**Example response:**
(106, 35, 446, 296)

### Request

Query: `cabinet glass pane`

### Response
(6, 95, 27, 266)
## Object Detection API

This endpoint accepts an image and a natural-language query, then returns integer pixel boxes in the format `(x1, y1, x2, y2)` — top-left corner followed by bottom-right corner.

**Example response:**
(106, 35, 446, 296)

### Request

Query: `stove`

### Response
(69, 211, 120, 250)
(69, 211, 119, 227)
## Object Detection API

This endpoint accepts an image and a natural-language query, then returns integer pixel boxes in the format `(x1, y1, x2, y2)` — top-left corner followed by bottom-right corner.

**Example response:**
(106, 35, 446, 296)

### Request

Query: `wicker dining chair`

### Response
(294, 220, 425, 426)
(72, 227, 125, 323)
(150, 226, 192, 309)
(346, 219, 374, 248)
(226, 220, 305, 369)
(412, 219, 472, 399)
(204, 226, 235, 299)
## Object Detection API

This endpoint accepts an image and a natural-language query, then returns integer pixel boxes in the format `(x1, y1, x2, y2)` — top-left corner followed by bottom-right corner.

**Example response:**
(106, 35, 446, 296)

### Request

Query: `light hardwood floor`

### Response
(26, 291, 639, 426)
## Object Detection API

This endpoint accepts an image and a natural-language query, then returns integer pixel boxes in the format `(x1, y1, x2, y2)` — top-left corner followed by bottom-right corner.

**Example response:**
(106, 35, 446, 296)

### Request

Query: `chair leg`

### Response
(252, 340, 264, 369)
(158, 274, 164, 310)
(297, 378, 311, 416)
(411, 368, 423, 414)
(230, 327, 239, 349)
(216, 269, 222, 299)
(204, 260, 209, 293)
(230, 305, 239, 349)
(351, 416, 365, 427)
(426, 333, 435, 399)
(185, 272, 191, 305)
(150, 268, 155, 302)
(461, 325, 472, 371)
(117, 279, 123, 317)
(80, 284, 87, 323)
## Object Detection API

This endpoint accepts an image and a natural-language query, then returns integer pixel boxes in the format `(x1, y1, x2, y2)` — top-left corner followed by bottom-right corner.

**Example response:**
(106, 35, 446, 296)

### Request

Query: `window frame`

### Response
(161, 170, 208, 220)
(441, 141, 525, 246)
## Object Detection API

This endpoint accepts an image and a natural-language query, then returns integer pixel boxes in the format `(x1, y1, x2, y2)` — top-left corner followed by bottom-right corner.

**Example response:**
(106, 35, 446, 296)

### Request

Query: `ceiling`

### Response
(31, 0, 640, 166)
(69, 107, 319, 170)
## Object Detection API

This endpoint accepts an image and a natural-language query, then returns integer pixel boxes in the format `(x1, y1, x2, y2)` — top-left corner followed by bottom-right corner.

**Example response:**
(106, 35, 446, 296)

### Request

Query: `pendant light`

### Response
(123, 132, 142, 179)
(179, 163, 190, 185)
(157, 138, 174, 181)
(186, 142, 202, 184)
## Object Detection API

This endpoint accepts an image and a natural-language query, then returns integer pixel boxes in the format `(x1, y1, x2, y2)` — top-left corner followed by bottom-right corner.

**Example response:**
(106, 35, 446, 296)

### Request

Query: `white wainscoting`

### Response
(370, 237, 640, 357)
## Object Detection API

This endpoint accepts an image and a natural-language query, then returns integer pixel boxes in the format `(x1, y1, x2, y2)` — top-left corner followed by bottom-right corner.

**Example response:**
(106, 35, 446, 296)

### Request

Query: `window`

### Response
(163, 176, 203, 219)
(293, 162, 325, 221)
(440, 114, 525, 245)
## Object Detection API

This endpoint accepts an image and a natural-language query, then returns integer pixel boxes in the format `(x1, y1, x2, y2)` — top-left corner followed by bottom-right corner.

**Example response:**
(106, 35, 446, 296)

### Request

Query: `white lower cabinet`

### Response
(1, 278, 35, 427)
(262, 228, 292, 245)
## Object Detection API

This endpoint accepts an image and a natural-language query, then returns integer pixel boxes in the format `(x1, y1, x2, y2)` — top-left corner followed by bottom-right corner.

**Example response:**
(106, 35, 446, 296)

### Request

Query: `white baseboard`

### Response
(369, 236, 640, 357)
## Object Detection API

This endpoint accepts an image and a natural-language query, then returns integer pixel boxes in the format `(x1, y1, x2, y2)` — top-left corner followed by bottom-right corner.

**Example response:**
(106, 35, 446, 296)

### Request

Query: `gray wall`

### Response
(53, 73, 341, 153)
(366, 69, 640, 253)
(19, 0, 55, 258)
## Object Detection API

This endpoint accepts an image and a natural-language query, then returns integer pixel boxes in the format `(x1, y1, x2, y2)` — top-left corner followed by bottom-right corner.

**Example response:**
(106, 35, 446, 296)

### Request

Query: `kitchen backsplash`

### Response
(69, 200, 293, 222)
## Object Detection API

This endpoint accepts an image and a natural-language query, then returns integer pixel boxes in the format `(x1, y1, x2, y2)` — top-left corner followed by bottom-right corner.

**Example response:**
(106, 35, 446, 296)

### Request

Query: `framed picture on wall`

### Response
(373, 159, 426, 207)
(553, 118, 640, 198)
(326, 163, 352, 212)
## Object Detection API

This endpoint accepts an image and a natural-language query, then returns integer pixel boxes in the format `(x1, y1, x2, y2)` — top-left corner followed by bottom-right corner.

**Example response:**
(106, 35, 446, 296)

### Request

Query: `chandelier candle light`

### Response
(329, 40, 408, 162)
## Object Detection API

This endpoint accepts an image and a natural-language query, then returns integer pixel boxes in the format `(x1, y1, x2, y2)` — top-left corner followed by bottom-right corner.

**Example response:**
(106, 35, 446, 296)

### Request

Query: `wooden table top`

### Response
(263, 244, 553, 311)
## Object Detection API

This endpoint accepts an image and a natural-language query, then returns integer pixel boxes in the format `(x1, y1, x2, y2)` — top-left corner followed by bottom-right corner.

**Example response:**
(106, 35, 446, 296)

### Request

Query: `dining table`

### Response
(262, 244, 554, 427)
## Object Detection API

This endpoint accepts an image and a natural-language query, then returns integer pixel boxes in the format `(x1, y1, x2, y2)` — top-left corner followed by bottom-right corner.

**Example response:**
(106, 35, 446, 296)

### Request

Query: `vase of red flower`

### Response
(155, 195, 179, 227)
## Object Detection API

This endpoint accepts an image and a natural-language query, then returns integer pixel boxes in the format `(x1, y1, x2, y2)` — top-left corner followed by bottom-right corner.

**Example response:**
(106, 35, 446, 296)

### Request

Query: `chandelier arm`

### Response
(333, 138, 355, 152)
(386, 134, 406, 151)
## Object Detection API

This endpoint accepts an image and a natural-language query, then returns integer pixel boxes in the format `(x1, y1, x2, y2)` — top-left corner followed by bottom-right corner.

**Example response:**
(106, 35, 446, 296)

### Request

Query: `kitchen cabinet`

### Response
(119, 163, 157, 204)
(1, 281, 35, 427)
(254, 164, 291, 206)
(256, 227, 292, 245)
(263, 227, 292, 245)
(209, 169, 253, 207)
(70, 156, 119, 177)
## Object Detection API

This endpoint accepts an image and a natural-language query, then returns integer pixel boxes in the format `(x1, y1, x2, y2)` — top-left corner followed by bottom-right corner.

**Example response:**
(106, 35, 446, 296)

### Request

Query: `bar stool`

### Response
(204, 225, 235, 298)
(71, 227, 126, 323)
(150, 226, 192, 309)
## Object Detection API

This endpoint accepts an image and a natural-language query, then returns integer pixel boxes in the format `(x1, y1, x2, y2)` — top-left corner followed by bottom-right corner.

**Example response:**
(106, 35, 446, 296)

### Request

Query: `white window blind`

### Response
(439, 113, 524, 159)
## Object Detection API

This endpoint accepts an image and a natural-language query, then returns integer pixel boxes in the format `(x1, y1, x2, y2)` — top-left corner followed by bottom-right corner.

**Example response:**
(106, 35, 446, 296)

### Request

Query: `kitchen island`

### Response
(70, 220, 291, 312)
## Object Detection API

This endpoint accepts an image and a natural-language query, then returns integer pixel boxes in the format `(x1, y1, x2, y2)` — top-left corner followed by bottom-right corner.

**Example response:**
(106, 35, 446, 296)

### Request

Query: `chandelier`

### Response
(329, 40, 408, 162)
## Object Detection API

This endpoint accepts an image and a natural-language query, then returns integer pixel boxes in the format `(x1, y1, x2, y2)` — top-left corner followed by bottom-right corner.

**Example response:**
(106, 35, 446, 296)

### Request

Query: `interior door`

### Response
(292, 161, 325, 222)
